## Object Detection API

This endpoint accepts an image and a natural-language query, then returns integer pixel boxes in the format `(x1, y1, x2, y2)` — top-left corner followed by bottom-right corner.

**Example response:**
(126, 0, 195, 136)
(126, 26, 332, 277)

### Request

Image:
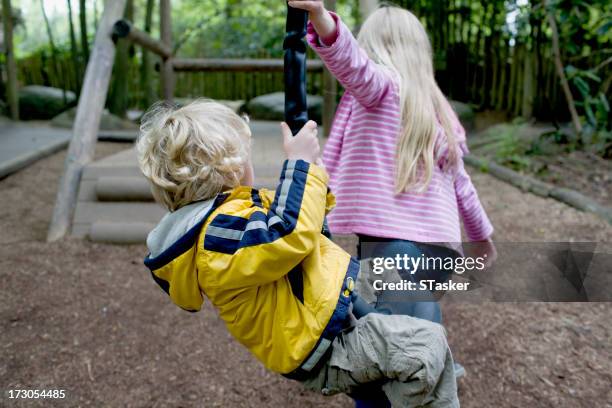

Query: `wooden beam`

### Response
(322, 0, 338, 137)
(159, 0, 174, 102)
(172, 58, 324, 72)
(47, 0, 128, 242)
(113, 19, 172, 59)
(2, 0, 19, 120)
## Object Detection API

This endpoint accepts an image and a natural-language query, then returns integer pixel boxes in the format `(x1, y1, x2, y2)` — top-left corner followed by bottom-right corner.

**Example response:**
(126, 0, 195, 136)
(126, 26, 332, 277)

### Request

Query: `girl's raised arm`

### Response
(291, 4, 394, 108)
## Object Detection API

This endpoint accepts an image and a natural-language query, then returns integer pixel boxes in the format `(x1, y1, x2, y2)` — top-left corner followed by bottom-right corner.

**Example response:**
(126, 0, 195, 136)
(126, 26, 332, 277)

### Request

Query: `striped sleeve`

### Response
(307, 12, 394, 109)
(201, 160, 329, 288)
(454, 159, 494, 241)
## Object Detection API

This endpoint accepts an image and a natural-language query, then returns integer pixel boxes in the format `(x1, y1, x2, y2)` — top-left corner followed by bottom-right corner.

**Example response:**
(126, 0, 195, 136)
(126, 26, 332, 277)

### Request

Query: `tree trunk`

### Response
(544, 1, 582, 135)
(507, 45, 519, 112)
(160, 0, 175, 102)
(2, 0, 19, 119)
(67, 0, 81, 96)
(513, 45, 524, 117)
(108, 0, 134, 117)
(47, 0, 128, 242)
(140, 0, 156, 108)
(495, 46, 507, 111)
(521, 48, 534, 119)
(470, 4, 483, 102)
(490, 36, 499, 109)
(79, 0, 89, 62)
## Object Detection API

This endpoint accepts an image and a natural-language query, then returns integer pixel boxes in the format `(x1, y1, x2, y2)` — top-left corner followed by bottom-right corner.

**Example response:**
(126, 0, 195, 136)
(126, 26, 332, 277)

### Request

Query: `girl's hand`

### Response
(470, 238, 498, 269)
(287, 0, 325, 17)
(281, 121, 321, 164)
(287, 1, 336, 43)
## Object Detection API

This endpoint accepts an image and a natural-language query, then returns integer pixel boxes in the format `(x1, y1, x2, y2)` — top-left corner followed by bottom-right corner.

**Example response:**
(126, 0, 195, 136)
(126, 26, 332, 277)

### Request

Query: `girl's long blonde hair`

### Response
(358, 6, 458, 193)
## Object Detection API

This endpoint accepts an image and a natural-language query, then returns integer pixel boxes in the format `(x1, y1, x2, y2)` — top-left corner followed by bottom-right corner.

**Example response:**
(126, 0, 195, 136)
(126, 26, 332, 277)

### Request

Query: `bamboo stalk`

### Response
(543, 0, 582, 135)
(2, 0, 19, 119)
(66, 0, 81, 96)
(79, 0, 89, 61)
(40, 0, 66, 104)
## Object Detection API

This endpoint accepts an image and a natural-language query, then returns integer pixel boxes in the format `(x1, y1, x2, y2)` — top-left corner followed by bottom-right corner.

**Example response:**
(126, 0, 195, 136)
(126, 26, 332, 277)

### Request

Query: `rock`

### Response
(243, 92, 322, 124)
(51, 107, 138, 130)
(0, 99, 7, 116)
(449, 100, 475, 131)
(18, 85, 76, 120)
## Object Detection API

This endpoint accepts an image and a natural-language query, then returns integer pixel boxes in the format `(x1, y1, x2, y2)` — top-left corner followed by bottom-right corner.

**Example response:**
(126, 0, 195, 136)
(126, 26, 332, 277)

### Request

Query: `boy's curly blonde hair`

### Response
(137, 100, 251, 211)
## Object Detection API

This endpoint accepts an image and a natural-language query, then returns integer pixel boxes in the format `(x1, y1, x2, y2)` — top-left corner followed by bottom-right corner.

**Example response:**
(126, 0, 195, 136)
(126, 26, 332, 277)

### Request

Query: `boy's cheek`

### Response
(241, 162, 255, 186)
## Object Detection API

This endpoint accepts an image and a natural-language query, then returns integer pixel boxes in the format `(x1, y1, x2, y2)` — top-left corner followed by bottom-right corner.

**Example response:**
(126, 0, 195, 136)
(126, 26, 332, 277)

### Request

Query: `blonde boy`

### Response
(137, 100, 459, 407)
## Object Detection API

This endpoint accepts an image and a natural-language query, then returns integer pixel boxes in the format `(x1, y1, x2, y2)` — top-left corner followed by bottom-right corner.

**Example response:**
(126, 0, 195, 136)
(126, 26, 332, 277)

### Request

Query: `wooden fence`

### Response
(17, 1, 608, 122)
(16, 49, 325, 109)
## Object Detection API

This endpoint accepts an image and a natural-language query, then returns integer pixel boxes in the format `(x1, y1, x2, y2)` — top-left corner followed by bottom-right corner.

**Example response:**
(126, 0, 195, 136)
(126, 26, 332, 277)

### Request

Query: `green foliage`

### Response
(546, 0, 611, 157)
(566, 66, 610, 132)
(172, 0, 356, 59)
(494, 120, 533, 171)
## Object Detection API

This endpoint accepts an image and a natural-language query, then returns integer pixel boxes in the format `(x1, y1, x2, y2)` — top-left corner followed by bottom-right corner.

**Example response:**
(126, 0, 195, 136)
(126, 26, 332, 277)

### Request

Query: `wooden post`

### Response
(2, 0, 19, 120)
(113, 20, 172, 59)
(160, 0, 174, 102)
(322, 0, 338, 137)
(47, 0, 128, 242)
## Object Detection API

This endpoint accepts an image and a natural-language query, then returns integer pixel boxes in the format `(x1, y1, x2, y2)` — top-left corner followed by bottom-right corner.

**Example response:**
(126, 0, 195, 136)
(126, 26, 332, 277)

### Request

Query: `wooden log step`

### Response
(89, 222, 155, 244)
(96, 177, 153, 202)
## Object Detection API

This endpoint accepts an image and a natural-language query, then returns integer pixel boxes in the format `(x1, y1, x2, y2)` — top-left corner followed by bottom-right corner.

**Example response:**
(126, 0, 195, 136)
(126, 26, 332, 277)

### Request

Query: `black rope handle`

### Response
(284, 5, 331, 238)
(283, 5, 309, 136)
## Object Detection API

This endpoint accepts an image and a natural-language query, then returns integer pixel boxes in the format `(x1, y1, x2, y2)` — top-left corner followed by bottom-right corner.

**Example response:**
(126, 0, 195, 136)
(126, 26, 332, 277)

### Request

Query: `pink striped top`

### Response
(307, 13, 493, 243)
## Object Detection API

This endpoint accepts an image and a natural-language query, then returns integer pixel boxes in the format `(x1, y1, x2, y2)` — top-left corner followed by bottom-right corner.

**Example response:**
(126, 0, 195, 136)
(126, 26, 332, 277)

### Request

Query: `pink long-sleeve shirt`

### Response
(307, 13, 493, 243)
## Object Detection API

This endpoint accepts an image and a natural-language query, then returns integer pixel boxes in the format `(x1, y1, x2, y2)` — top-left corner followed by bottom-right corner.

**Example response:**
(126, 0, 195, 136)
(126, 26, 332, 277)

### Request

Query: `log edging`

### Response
(464, 154, 612, 224)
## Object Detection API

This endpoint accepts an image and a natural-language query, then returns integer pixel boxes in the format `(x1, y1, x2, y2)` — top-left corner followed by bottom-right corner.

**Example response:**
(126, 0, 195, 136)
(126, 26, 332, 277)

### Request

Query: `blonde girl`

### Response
(288, 1, 496, 404)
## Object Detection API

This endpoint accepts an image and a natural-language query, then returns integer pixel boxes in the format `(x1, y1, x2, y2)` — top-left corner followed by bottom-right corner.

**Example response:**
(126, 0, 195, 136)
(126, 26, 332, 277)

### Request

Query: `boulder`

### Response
(51, 107, 138, 130)
(243, 92, 322, 124)
(0, 99, 8, 118)
(18, 85, 76, 120)
(449, 100, 475, 131)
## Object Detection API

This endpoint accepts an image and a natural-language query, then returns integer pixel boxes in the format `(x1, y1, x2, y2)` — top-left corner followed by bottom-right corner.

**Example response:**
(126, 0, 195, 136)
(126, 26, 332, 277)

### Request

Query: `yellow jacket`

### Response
(144, 160, 359, 375)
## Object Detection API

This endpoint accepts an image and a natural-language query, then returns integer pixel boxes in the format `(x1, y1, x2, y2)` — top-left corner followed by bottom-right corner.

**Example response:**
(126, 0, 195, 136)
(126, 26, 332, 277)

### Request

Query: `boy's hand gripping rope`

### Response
(283, 4, 332, 237)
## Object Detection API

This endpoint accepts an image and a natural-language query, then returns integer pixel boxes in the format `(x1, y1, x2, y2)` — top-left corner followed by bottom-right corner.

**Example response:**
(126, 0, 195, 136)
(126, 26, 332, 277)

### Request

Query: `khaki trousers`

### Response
(301, 313, 459, 407)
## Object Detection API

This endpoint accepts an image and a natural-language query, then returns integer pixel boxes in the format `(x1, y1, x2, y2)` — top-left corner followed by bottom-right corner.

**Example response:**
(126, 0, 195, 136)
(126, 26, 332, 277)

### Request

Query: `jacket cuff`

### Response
(284, 159, 329, 185)
(307, 12, 345, 55)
